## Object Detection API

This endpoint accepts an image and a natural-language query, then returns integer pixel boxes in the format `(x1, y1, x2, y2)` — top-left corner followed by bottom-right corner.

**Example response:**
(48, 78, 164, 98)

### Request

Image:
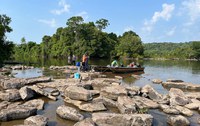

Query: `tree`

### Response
(192, 41, 200, 60)
(0, 14, 13, 65)
(95, 18, 109, 31)
(116, 31, 143, 58)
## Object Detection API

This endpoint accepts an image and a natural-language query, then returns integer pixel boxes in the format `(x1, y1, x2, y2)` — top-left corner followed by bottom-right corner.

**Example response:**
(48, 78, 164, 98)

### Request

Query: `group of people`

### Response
(111, 60, 140, 68)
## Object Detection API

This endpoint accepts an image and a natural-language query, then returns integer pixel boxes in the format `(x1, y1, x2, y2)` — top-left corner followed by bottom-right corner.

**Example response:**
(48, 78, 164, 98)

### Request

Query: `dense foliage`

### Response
(0, 14, 14, 65)
(143, 42, 200, 60)
(12, 16, 144, 61)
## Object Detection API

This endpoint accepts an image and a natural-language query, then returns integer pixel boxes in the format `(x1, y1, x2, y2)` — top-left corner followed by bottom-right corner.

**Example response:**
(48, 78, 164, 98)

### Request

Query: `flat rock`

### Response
(92, 113, 153, 126)
(133, 96, 159, 109)
(79, 102, 107, 112)
(167, 115, 190, 126)
(100, 85, 127, 100)
(117, 96, 137, 114)
(74, 118, 96, 126)
(23, 99, 44, 110)
(0, 89, 21, 101)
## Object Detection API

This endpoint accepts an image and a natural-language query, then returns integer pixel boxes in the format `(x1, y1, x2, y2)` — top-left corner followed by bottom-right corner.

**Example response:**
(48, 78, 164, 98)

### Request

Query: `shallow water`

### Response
(2, 60, 200, 126)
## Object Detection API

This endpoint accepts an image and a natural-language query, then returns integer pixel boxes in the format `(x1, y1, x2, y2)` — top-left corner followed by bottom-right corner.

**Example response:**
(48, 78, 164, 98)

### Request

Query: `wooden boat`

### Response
(93, 66, 144, 73)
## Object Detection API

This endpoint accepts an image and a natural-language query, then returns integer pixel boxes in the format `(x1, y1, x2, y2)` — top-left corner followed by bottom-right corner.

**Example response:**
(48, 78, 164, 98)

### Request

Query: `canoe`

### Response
(93, 66, 144, 73)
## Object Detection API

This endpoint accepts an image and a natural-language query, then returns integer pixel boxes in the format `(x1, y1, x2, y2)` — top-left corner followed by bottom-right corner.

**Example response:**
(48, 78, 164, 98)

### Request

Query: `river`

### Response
(1, 59, 200, 126)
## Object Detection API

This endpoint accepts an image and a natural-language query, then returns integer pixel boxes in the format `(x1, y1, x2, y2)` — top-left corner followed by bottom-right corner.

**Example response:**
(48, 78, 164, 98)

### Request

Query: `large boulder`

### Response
(100, 85, 127, 100)
(0, 89, 21, 101)
(117, 96, 137, 114)
(167, 115, 190, 126)
(19, 86, 36, 100)
(169, 88, 190, 106)
(141, 85, 163, 101)
(56, 105, 84, 121)
(0, 106, 37, 121)
(24, 115, 48, 126)
(92, 113, 153, 126)
(64, 86, 92, 101)
(93, 96, 117, 108)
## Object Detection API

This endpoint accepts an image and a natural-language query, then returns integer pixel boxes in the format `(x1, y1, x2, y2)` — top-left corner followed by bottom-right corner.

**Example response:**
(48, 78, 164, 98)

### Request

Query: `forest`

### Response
(1, 14, 200, 66)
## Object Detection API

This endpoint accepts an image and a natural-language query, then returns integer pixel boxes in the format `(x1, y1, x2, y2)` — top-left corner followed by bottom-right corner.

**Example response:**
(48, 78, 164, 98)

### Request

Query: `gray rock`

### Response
(100, 85, 127, 100)
(167, 115, 190, 126)
(0, 101, 11, 110)
(133, 96, 159, 109)
(141, 85, 163, 101)
(64, 86, 92, 101)
(152, 79, 163, 84)
(74, 118, 96, 126)
(0, 106, 37, 121)
(19, 86, 36, 100)
(24, 115, 48, 126)
(159, 104, 180, 115)
(92, 113, 153, 126)
(0, 89, 21, 101)
(185, 102, 200, 110)
(93, 96, 117, 108)
(175, 105, 193, 116)
(79, 102, 107, 112)
(56, 105, 84, 121)
(23, 99, 44, 110)
(169, 88, 189, 106)
(117, 96, 137, 114)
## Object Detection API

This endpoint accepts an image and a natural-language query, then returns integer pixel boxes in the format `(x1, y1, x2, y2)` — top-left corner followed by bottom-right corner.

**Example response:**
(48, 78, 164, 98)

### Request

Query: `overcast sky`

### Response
(0, 0, 200, 43)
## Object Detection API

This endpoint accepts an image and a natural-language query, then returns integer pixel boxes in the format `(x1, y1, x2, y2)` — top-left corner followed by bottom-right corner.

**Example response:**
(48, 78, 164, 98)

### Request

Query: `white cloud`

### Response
(182, 0, 200, 25)
(51, 0, 70, 15)
(38, 19, 57, 28)
(75, 11, 89, 20)
(142, 3, 175, 33)
(166, 26, 176, 36)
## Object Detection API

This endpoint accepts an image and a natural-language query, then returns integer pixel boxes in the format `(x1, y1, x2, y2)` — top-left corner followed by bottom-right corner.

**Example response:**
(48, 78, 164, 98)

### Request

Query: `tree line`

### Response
(1, 14, 200, 66)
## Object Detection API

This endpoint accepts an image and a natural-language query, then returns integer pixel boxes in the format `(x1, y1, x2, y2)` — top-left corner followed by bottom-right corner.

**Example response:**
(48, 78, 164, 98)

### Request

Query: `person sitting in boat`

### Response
(129, 62, 136, 68)
(111, 60, 119, 67)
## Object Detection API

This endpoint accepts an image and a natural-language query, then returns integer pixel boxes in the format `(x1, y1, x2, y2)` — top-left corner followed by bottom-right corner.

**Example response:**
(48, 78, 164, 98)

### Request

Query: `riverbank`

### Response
(0, 65, 200, 126)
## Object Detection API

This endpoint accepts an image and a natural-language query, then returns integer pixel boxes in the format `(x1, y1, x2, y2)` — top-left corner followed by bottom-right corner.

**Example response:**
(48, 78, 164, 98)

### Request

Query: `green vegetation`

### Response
(143, 42, 200, 60)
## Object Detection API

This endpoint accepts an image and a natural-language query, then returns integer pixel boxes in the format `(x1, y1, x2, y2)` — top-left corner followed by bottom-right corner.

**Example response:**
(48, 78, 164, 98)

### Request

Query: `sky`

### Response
(0, 0, 200, 44)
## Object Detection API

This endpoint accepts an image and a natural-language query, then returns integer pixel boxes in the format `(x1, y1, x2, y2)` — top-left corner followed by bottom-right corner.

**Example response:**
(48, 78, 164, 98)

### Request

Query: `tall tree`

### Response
(0, 14, 13, 65)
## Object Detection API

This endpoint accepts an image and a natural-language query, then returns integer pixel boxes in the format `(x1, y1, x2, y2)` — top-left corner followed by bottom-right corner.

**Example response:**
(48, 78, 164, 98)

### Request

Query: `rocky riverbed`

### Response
(0, 65, 200, 126)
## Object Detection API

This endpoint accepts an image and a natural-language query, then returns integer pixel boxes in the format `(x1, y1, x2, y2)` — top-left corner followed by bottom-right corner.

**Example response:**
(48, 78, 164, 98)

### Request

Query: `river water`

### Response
(1, 59, 200, 126)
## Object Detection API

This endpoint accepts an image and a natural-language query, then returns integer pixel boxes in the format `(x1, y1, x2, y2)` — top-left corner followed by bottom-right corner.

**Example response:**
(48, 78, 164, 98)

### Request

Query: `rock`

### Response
(64, 86, 92, 101)
(74, 118, 96, 126)
(0, 101, 11, 110)
(91, 78, 121, 90)
(23, 99, 44, 110)
(115, 76, 123, 80)
(166, 79, 184, 83)
(169, 88, 189, 106)
(132, 74, 141, 79)
(0, 77, 51, 89)
(64, 97, 83, 107)
(162, 81, 200, 91)
(167, 115, 190, 126)
(0, 89, 21, 101)
(125, 86, 140, 97)
(152, 79, 163, 84)
(24, 115, 48, 126)
(100, 85, 127, 100)
(56, 105, 84, 121)
(79, 102, 107, 112)
(117, 96, 137, 114)
(93, 96, 117, 108)
(89, 90, 100, 96)
(175, 105, 193, 116)
(92, 113, 153, 126)
(30, 85, 57, 101)
(0, 106, 37, 121)
(160, 104, 180, 115)
(185, 102, 200, 110)
(141, 85, 163, 101)
(19, 86, 36, 100)
(133, 96, 159, 109)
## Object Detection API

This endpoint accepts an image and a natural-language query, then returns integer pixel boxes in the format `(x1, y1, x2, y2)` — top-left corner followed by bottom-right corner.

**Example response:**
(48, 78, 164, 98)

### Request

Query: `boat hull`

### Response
(93, 66, 144, 73)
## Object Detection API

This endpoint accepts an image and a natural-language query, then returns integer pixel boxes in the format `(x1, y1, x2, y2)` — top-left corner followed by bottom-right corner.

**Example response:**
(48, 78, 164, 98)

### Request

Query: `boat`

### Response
(93, 66, 144, 73)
